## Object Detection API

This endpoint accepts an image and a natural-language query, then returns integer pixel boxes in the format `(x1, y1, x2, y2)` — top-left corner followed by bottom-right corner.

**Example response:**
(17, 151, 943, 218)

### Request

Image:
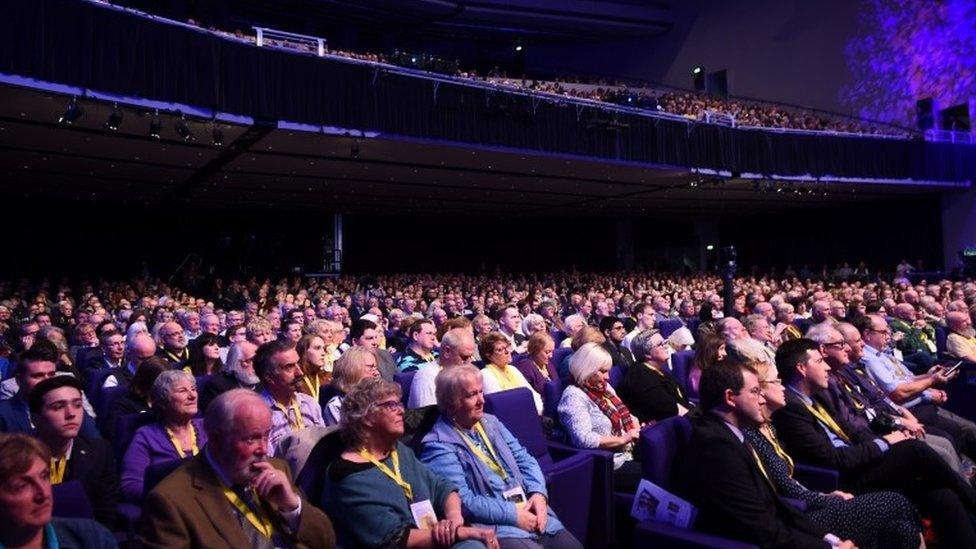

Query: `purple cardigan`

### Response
(513, 357, 557, 395)
(120, 418, 207, 503)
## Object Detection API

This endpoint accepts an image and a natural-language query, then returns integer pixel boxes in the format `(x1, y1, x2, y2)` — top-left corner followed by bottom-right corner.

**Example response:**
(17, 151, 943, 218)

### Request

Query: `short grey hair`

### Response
(340, 377, 401, 447)
(435, 364, 482, 416)
(150, 369, 195, 410)
(804, 323, 837, 344)
(631, 329, 661, 362)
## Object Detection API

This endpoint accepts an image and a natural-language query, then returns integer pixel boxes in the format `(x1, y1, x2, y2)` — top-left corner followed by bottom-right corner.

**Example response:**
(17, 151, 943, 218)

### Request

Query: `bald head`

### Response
(947, 311, 972, 333)
(893, 303, 916, 321)
(126, 332, 156, 363)
(204, 389, 271, 483)
(439, 328, 476, 367)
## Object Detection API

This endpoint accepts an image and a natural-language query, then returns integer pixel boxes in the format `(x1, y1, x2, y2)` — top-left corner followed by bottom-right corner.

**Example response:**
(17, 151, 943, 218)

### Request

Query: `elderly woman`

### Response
(185, 332, 223, 376)
(557, 342, 641, 492)
(296, 334, 331, 401)
(745, 359, 923, 548)
(520, 314, 548, 339)
(102, 357, 168, 441)
(120, 370, 207, 503)
(514, 332, 557, 395)
(617, 329, 693, 424)
(421, 365, 582, 549)
(322, 377, 499, 548)
(324, 346, 381, 426)
(0, 433, 116, 548)
(480, 332, 543, 415)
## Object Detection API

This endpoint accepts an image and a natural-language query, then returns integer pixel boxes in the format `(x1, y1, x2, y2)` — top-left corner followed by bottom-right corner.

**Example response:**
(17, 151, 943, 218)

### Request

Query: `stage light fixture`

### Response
(515, 45, 523, 52)
(58, 97, 82, 125)
(212, 127, 224, 147)
(175, 115, 195, 141)
(103, 103, 122, 131)
(692, 66, 703, 75)
(149, 110, 162, 139)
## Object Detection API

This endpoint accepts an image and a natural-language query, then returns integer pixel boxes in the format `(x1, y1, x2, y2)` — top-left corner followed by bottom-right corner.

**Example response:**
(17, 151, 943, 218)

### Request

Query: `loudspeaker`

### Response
(940, 103, 971, 131)
(916, 97, 935, 130)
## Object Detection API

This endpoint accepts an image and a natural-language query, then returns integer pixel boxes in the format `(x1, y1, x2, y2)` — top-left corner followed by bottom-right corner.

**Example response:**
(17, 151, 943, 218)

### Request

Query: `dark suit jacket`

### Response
(617, 363, 692, 423)
(602, 341, 635, 369)
(198, 371, 263, 414)
(0, 397, 100, 439)
(772, 389, 883, 474)
(672, 413, 828, 548)
(141, 454, 335, 549)
(65, 434, 119, 527)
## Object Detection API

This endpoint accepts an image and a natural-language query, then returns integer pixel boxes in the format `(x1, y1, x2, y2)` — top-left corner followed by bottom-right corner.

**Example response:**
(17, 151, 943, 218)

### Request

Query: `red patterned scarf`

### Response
(582, 383, 636, 435)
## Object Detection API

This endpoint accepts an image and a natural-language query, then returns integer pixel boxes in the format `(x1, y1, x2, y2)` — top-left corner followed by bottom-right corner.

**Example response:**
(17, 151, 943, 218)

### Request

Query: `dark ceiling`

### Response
(0, 83, 951, 218)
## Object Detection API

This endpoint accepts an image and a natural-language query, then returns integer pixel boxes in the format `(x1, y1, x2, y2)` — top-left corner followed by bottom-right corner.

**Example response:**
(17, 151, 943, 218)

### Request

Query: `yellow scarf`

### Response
(486, 363, 521, 390)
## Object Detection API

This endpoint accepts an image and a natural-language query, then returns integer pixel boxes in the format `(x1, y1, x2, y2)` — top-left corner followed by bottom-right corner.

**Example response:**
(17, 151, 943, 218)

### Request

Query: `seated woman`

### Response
(120, 370, 207, 503)
(296, 334, 331, 402)
(322, 377, 499, 548)
(687, 331, 725, 397)
(102, 357, 167, 441)
(617, 329, 694, 424)
(480, 332, 543, 414)
(0, 433, 116, 549)
(513, 332, 557, 395)
(324, 346, 381, 426)
(747, 359, 922, 549)
(421, 365, 583, 549)
(557, 343, 641, 493)
(185, 332, 223, 376)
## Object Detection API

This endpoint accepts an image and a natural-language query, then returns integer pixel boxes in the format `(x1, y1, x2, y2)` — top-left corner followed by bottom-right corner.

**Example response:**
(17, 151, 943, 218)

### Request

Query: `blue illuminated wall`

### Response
(841, 0, 976, 127)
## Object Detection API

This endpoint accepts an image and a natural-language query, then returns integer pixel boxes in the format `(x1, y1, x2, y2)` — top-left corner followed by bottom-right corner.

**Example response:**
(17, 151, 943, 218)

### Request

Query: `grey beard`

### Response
(960, 327, 976, 339)
(233, 368, 260, 387)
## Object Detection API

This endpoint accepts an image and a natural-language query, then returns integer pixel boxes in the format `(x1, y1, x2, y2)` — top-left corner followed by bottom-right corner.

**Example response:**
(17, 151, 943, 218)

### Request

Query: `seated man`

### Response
(672, 359, 848, 548)
(155, 321, 190, 368)
(0, 348, 98, 438)
(888, 304, 937, 372)
(772, 338, 976, 546)
(407, 328, 475, 409)
(200, 341, 261, 413)
(141, 389, 335, 548)
(395, 319, 438, 373)
(0, 433, 116, 549)
(618, 329, 692, 423)
(600, 317, 635, 370)
(254, 341, 324, 453)
(103, 332, 157, 389)
(945, 311, 976, 362)
(855, 314, 976, 460)
(79, 329, 125, 375)
(30, 376, 119, 527)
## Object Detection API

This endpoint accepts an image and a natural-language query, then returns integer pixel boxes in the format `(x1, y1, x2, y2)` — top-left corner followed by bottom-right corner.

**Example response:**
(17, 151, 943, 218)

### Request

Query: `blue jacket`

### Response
(420, 413, 563, 539)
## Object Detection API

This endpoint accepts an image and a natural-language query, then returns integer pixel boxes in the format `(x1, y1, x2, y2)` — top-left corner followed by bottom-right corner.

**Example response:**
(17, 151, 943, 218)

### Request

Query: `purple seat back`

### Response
(52, 480, 95, 520)
(542, 378, 565, 422)
(638, 416, 693, 490)
(96, 386, 127, 432)
(113, 412, 157, 462)
(609, 364, 626, 390)
(670, 350, 695, 395)
(87, 368, 116, 409)
(658, 318, 684, 338)
(394, 371, 416, 405)
(935, 325, 948, 361)
(483, 388, 553, 469)
(143, 458, 188, 499)
(550, 347, 574, 374)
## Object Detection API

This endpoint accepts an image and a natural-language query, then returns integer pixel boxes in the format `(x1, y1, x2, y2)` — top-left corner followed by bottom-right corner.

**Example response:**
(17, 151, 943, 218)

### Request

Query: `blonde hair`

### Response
(568, 342, 612, 385)
(332, 346, 378, 393)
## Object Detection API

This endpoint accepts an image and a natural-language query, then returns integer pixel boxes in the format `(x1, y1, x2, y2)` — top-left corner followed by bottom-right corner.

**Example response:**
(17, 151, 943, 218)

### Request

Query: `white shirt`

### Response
(407, 362, 443, 409)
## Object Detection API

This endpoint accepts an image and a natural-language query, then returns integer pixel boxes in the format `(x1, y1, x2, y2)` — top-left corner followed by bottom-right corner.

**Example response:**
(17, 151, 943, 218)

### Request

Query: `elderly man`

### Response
(716, 317, 749, 342)
(103, 332, 156, 389)
(81, 329, 125, 374)
(141, 389, 335, 548)
(200, 341, 262, 413)
(407, 328, 476, 408)
(559, 314, 586, 348)
(156, 321, 189, 368)
(742, 314, 778, 352)
(776, 303, 803, 341)
(254, 341, 324, 452)
(182, 311, 202, 341)
(889, 303, 937, 372)
(946, 311, 976, 362)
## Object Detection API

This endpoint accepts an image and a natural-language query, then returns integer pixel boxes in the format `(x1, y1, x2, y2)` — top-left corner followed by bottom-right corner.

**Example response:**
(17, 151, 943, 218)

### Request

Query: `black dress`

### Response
(745, 427, 921, 549)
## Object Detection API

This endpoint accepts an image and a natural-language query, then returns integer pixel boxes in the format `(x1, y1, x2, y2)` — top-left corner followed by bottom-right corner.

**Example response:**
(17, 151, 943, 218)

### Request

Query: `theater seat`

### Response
(542, 377, 565, 423)
(393, 371, 416, 406)
(52, 480, 95, 520)
(658, 319, 684, 338)
(484, 388, 610, 548)
(670, 350, 695, 396)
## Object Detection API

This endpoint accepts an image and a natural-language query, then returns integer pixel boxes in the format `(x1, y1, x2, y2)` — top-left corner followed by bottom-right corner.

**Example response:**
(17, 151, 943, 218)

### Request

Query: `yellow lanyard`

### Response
(763, 427, 795, 476)
(303, 375, 321, 401)
(165, 424, 200, 458)
(648, 363, 685, 400)
(805, 401, 850, 443)
(488, 364, 521, 390)
(455, 422, 508, 480)
(746, 444, 774, 488)
(272, 398, 306, 431)
(359, 447, 414, 501)
(220, 485, 275, 539)
(837, 378, 865, 410)
(50, 456, 67, 485)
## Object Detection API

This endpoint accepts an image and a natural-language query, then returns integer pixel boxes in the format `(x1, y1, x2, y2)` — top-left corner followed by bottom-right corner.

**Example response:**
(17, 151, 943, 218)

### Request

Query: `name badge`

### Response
(410, 499, 438, 530)
(865, 407, 877, 421)
(502, 485, 527, 508)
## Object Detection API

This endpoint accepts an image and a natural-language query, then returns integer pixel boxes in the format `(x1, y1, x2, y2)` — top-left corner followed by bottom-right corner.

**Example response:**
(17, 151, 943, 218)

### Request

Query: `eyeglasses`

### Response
(866, 328, 891, 336)
(375, 400, 404, 412)
(821, 341, 847, 349)
(739, 386, 763, 397)
(759, 378, 782, 387)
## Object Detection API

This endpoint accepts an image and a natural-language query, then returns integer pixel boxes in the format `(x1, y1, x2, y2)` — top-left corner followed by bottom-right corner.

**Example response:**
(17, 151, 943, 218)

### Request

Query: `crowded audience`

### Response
(2, 266, 976, 547)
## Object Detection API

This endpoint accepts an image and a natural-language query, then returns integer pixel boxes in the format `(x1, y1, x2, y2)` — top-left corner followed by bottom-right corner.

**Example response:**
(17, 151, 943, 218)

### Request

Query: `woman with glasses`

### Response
(323, 377, 499, 548)
(557, 343, 642, 492)
(480, 332, 543, 414)
(618, 329, 694, 424)
(120, 370, 207, 503)
(420, 365, 582, 549)
(323, 346, 381, 426)
(745, 359, 922, 548)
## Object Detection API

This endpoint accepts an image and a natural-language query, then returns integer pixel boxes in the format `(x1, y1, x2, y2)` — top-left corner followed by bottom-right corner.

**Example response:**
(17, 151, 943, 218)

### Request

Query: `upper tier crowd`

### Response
(3, 266, 976, 548)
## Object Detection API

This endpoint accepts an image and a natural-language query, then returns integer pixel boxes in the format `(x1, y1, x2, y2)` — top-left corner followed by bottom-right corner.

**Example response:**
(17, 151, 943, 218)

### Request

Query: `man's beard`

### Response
(961, 327, 976, 339)
(232, 366, 260, 387)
